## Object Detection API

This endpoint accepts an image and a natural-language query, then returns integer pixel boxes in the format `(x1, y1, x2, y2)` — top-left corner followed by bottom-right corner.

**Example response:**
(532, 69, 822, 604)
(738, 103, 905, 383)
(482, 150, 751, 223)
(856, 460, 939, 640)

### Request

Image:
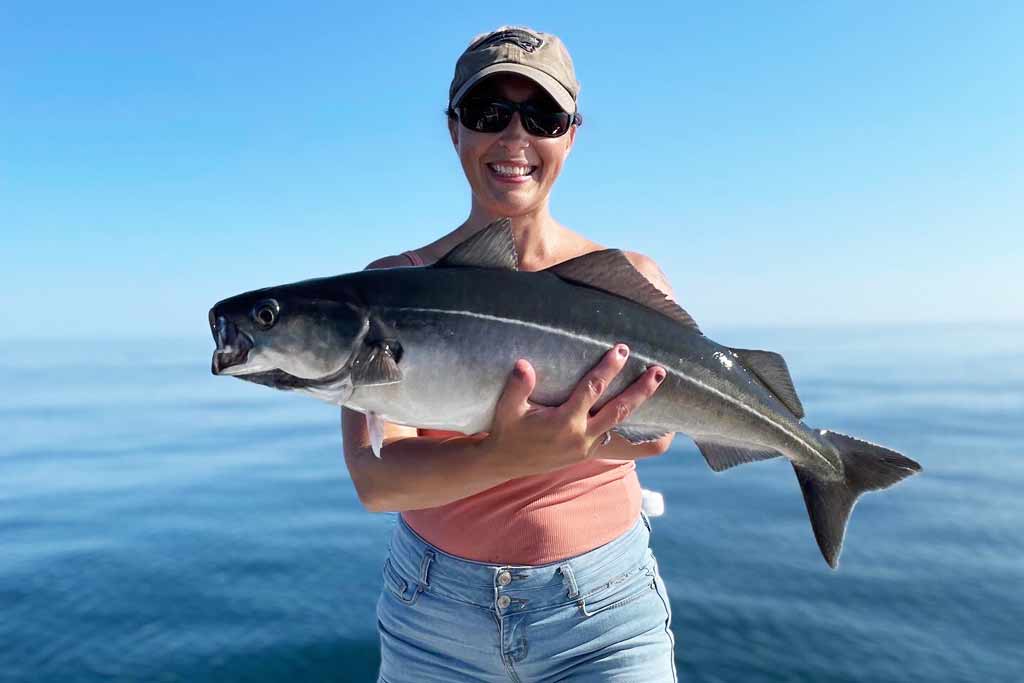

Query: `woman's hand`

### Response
(481, 344, 666, 479)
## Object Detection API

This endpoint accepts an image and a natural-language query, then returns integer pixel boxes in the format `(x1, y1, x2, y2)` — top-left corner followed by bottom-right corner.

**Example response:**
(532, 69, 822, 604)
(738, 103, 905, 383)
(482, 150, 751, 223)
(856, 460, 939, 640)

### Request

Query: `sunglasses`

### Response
(455, 97, 583, 138)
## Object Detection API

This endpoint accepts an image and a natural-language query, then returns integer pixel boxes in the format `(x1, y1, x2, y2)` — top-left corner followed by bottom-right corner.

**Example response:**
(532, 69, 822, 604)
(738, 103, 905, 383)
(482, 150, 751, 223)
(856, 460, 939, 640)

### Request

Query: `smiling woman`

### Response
(447, 74, 578, 220)
(341, 26, 679, 682)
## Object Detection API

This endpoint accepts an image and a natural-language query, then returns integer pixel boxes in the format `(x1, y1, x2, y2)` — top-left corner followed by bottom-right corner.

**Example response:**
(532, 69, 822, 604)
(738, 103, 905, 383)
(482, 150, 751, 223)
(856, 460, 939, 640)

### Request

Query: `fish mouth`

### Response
(210, 311, 254, 375)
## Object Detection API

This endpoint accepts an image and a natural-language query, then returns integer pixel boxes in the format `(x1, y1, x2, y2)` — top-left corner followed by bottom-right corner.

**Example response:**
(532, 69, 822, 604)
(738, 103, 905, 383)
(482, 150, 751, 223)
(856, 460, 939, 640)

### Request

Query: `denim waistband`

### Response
(386, 513, 653, 612)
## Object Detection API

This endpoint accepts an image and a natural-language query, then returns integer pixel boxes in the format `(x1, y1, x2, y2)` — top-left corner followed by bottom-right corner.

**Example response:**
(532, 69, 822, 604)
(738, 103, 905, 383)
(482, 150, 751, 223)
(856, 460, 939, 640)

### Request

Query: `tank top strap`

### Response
(400, 250, 425, 266)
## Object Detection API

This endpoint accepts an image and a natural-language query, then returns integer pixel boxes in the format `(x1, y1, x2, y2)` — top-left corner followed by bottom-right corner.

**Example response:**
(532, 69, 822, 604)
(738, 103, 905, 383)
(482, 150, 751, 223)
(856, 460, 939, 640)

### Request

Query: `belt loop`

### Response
(559, 563, 579, 600)
(419, 550, 435, 589)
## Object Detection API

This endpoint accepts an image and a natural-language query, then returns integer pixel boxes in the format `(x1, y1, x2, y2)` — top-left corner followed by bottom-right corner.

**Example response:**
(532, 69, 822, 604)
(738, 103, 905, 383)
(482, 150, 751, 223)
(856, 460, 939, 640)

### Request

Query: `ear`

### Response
(448, 116, 459, 149)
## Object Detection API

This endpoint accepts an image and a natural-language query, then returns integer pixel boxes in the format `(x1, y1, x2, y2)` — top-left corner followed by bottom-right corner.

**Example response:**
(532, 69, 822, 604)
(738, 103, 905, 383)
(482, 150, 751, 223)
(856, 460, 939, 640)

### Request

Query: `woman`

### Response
(342, 26, 679, 682)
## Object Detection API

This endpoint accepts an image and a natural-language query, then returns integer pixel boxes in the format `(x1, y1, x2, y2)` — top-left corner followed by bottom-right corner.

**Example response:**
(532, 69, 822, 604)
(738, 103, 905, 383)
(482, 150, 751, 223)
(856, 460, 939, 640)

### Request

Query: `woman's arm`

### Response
(341, 408, 497, 513)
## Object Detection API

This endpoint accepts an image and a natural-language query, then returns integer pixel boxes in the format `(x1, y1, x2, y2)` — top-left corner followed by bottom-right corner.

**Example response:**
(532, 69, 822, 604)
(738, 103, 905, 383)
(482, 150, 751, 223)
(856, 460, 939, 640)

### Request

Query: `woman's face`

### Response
(449, 74, 576, 218)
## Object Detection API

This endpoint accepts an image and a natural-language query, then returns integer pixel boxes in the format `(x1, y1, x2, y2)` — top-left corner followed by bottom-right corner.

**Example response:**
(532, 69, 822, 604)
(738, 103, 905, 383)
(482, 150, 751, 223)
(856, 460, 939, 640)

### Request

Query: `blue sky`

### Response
(2, 1, 1021, 340)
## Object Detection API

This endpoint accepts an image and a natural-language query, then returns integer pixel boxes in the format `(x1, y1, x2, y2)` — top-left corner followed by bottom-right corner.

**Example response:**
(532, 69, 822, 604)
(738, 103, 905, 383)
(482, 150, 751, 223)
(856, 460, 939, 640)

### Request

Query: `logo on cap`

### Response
(470, 29, 543, 54)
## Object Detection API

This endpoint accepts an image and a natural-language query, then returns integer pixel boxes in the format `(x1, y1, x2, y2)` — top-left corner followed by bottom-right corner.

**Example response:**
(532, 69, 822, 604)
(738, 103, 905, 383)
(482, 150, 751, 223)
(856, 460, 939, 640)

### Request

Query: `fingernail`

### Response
(617, 345, 629, 358)
(513, 361, 526, 379)
(654, 370, 665, 383)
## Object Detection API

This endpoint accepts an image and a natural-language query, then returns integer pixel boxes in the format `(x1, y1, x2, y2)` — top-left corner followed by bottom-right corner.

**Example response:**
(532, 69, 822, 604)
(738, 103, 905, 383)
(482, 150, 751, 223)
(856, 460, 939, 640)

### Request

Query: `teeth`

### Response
(489, 164, 533, 177)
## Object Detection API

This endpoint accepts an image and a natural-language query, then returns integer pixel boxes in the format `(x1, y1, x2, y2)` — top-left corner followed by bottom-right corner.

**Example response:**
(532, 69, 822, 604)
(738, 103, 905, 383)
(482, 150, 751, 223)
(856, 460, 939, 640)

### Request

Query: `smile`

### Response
(487, 162, 536, 178)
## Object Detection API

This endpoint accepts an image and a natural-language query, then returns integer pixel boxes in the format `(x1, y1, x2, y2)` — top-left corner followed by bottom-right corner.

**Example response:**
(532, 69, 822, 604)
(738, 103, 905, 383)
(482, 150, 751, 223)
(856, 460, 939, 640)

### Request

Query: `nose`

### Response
(497, 112, 531, 150)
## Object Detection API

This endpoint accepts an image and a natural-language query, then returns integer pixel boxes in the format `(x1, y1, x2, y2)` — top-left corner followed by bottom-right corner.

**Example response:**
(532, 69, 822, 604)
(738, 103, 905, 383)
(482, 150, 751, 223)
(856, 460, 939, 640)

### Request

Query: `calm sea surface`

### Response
(2, 324, 1022, 682)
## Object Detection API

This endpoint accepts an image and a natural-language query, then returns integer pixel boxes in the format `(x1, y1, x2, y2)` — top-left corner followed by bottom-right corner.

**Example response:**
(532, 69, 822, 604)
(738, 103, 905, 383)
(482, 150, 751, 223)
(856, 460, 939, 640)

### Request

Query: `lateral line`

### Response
(390, 306, 832, 471)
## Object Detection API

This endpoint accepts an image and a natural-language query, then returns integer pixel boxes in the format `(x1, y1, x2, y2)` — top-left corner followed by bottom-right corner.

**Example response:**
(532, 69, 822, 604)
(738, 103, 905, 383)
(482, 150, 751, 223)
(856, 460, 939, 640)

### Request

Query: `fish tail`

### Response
(794, 431, 921, 568)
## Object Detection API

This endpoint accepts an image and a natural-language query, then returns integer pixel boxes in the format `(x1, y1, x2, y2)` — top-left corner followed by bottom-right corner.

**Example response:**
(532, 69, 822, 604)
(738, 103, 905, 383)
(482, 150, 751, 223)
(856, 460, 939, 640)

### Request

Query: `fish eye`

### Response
(252, 299, 280, 329)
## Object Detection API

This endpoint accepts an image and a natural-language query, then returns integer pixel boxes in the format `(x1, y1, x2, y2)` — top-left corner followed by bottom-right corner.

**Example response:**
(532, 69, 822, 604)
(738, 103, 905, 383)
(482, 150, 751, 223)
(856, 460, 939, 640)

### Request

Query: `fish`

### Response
(209, 218, 922, 568)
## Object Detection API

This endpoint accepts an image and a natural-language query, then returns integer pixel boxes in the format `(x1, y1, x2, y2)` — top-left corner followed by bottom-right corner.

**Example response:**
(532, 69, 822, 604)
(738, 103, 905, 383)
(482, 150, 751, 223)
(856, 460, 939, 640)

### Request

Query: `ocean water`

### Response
(1, 324, 1022, 682)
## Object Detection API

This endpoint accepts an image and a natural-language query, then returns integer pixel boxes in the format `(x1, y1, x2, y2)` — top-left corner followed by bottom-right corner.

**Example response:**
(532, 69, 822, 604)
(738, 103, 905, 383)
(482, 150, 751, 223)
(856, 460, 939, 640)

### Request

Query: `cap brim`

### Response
(451, 63, 576, 114)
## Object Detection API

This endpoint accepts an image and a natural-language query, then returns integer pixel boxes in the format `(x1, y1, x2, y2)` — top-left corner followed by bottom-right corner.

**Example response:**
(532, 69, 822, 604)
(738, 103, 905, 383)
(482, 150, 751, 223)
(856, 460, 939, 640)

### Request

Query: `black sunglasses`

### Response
(454, 97, 583, 138)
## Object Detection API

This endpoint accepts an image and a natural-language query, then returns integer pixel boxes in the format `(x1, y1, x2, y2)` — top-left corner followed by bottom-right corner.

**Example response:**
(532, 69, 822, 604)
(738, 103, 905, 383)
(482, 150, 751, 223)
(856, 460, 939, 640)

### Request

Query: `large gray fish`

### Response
(209, 219, 921, 568)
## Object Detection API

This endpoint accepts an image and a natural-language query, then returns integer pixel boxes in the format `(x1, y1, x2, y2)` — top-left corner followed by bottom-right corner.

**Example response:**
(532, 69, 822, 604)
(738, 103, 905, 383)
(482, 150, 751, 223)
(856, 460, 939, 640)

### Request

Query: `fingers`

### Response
(564, 344, 630, 416)
(587, 365, 666, 437)
(494, 359, 537, 423)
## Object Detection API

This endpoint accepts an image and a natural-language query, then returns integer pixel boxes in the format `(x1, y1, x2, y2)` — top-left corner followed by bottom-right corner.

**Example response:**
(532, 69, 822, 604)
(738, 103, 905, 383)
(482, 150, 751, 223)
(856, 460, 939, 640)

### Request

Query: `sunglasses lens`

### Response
(459, 101, 512, 133)
(523, 110, 572, 137)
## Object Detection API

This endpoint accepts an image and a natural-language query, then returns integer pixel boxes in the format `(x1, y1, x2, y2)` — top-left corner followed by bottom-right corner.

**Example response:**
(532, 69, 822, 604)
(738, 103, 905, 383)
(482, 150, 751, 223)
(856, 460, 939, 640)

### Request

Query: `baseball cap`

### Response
(449, 26, 580, 114)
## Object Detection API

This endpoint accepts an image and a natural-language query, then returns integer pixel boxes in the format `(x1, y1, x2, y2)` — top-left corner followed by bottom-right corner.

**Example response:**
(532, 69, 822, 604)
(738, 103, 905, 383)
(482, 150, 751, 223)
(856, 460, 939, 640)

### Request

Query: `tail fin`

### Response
(794, 431, 921, 568)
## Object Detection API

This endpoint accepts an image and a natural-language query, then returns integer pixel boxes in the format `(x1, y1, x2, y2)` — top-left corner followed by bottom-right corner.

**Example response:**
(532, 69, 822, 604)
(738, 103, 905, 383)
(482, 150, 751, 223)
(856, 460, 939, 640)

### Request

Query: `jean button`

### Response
(497, 571, 512, 586)
(497, 595, 512, 609)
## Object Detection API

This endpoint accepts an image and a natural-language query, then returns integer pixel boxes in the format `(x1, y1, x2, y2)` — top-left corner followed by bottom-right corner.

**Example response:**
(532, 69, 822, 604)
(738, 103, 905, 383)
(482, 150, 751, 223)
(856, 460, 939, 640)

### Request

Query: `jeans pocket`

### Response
(578, 563, 655, 617)
(382, 558, 421, 606)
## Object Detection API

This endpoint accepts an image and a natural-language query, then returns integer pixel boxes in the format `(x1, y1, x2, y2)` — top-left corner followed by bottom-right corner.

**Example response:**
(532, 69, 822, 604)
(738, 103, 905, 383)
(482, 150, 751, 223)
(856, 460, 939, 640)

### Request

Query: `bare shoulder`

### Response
(557, 226, 675, 299)
(623, 251, 676, 299)
(367, 225, 475, 270)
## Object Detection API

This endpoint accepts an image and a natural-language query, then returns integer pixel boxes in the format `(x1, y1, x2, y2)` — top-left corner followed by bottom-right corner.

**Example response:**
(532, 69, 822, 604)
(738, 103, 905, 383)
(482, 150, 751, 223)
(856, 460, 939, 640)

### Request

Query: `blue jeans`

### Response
(377, 514, 677, 682)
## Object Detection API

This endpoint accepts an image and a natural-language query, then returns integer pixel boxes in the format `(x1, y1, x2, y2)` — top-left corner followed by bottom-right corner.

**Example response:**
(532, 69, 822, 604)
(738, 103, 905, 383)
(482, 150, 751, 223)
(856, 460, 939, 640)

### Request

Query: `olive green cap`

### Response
(449, 26, 580, 114)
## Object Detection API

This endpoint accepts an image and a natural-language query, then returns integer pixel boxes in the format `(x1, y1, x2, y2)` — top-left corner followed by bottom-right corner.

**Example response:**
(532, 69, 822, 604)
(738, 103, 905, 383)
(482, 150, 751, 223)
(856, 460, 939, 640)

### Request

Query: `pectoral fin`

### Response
(350, 316, 403, 387)
(350, 343, 402, 386)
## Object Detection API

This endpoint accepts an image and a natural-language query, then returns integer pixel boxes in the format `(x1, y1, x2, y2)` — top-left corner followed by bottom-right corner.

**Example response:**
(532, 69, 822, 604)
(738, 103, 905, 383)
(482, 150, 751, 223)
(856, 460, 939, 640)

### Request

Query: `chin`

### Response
(483, 186, 544, 215)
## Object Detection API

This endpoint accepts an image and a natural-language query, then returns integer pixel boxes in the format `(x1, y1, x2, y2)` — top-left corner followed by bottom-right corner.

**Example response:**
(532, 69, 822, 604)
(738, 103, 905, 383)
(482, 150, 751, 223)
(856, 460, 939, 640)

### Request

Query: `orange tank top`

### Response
(396, 250, 643, 565)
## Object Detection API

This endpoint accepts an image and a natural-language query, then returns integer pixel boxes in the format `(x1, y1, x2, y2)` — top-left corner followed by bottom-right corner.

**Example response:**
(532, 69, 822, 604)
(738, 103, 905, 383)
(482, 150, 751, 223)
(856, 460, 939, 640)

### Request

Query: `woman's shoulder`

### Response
(364, 248, 438, 270)
(567, 231, 675, 299)
(365, 222, 487, 270)
(620, 251, 675, 299)
(364, 254, 410, 270)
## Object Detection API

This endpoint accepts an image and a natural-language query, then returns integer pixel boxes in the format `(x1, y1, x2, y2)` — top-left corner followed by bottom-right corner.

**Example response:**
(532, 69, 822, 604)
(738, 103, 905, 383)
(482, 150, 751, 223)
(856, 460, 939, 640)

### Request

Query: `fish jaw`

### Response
(210, 313, 257, 375)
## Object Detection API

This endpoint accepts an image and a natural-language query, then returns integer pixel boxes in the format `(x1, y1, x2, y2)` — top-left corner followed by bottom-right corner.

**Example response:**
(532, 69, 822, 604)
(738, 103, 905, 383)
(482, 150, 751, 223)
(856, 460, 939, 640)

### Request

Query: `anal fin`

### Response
(695, 437, 781, 472)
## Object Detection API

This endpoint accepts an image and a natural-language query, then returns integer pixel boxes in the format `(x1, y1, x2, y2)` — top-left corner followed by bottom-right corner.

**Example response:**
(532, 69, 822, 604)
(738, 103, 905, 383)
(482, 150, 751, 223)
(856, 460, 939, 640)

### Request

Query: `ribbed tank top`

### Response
(394, 249, 643, 565)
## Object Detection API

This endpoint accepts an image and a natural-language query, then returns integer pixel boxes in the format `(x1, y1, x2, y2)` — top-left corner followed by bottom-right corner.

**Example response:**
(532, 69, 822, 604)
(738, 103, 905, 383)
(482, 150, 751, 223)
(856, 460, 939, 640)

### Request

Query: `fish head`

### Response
(209, 284, 368, 395)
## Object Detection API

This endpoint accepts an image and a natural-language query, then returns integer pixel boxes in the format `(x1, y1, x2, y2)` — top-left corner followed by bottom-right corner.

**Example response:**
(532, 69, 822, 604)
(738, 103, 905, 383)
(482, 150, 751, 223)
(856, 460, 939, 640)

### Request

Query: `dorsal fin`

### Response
(548, 249, 700, 332)
(730, 348, 805, 418)
(435, 218, 518, 270)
